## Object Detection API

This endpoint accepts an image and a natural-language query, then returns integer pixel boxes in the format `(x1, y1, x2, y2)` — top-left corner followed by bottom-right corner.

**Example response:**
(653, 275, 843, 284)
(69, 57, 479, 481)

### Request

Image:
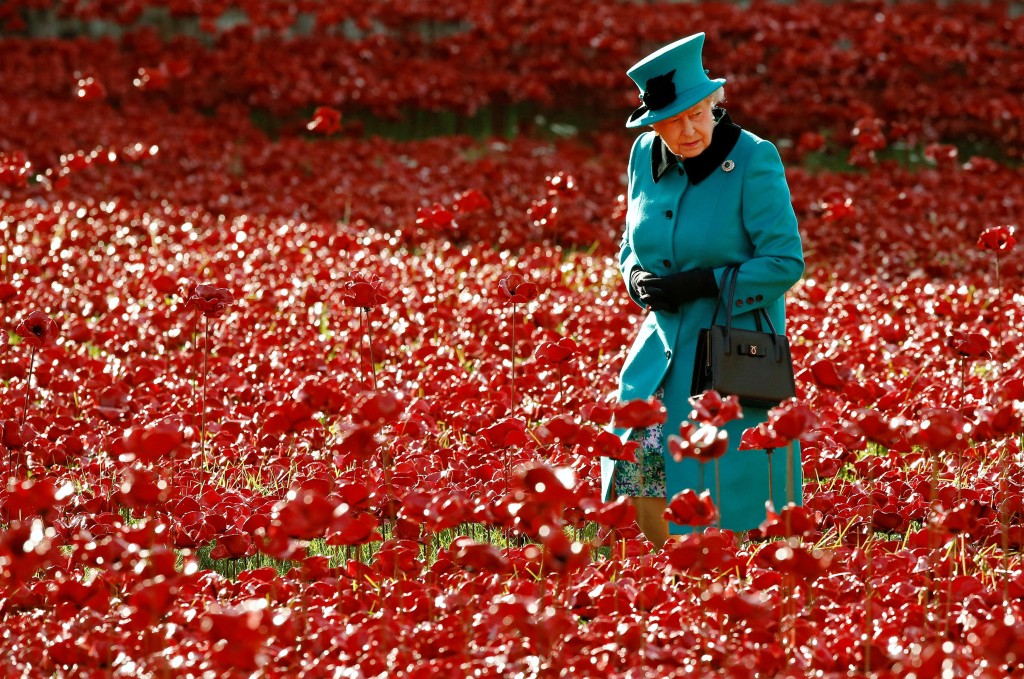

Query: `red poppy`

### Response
(74, 75, 106, 101)
(924, 143, 959, 166)
(342, 274, 387, 308)
(583, 495, 637, 529)
(756, 503, 820, 539)
(546, 172, 577, 198)
(2, 476, 72, 519)
(295, 381, 347, 415)
(133, 65, 169, 91)
(754, 541, 831, 581)
(909, 408, 971, 452)
(270, 488, 340, 541)
(977, 224, 1016, 252)
(580, 402, 614, 426)
(307, 106, 342, 134)
(453, 188, 492, 213)
(121, 417, 187, 463)
(851, 116, 886, 152)
(689, 390, 743, 426)
(796, 131, 826, 154)
(114, 466, 171, 509)
(261, 400, 320, 437)
(972, 403, 1022, 440)
(533, 414, 590, 447)
(353, 390, 405, 425)
(948, 329, 992, 359)
(479, 417, 527, 448)
(449, 537, 512, 575)
(667, 421, 728, 462)
(15, 310, 59, 348)
(664, 489, 719, 527)
(185, 284, 233, 318)
(768, 400, 820, 441)
(0, 151, 32, 188)
(539, 527, 590, 574)
(820, 196, 855, 222)
(415, 203, 456, 229)
(611, 397, 667, 429)
(535, 337, 578, 366)
(515, 463, 577, 511)
(663, 529, 741, 573)
(849, 409, 903, 448)
(809, 359, 849, 391)
(527, 198, 557, 228)
(935, 499, 990, 535)
(738, 421, 792, 451)
(586, 430, 638, 462)
(325, 512, 381, 546)
(421, 493, 471, 533)
(1, 420, 35, 450)
(210, 532, 255, 559)
(498, 273, 537, 305)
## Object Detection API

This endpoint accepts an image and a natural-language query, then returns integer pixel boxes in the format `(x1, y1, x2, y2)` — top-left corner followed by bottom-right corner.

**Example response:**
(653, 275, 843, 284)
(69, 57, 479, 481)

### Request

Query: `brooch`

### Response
(722, 160, 735, 172)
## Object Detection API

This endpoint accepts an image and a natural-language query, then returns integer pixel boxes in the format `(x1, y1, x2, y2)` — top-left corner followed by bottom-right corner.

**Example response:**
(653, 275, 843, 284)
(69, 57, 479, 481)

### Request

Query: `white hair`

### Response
(704, 86, 726, 109)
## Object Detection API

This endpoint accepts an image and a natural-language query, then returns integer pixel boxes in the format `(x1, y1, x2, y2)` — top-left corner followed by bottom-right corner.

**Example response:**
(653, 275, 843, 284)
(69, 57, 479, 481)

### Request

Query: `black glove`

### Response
(630, 267, 718, 312)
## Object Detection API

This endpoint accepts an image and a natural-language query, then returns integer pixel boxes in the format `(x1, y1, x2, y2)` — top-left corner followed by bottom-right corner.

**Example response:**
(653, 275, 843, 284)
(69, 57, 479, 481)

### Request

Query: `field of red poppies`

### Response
(2, 1, 1024, 676)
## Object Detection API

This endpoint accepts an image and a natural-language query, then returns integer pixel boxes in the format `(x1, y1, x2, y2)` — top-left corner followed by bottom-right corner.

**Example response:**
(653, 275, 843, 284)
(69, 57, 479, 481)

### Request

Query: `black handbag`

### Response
(691, 265, 796, 409)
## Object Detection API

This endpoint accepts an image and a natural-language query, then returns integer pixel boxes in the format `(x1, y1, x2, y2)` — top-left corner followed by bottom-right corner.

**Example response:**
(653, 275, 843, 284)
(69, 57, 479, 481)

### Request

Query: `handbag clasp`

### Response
(739, 343, 764, 357)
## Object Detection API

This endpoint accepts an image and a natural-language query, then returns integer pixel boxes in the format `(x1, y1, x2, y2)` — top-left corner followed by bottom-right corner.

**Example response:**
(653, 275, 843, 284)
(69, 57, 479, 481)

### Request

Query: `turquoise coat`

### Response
(601, 113, 805, 533)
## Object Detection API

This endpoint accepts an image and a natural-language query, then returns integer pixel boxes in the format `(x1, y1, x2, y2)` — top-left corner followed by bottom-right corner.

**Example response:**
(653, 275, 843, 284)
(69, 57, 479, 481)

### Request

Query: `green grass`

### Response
(191, 520, 610, 581)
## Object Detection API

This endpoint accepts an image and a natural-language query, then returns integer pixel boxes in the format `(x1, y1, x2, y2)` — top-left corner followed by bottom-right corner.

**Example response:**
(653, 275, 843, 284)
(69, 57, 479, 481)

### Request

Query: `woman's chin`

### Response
(671, 142, 706, 158)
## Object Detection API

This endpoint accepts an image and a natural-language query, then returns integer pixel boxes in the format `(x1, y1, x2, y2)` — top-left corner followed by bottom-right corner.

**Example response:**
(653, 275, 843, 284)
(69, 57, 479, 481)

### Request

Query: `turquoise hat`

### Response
(625, 33, 726, 128)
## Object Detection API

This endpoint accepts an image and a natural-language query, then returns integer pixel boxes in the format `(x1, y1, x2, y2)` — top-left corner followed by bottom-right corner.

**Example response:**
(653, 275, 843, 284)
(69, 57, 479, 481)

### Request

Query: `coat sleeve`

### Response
(618, 136, 646, 308)
(713, 138, 804, 311)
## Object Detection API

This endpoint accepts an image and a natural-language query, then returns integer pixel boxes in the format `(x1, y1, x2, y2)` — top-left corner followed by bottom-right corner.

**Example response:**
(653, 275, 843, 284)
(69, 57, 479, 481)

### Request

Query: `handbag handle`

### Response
(711, 264, 784, 359)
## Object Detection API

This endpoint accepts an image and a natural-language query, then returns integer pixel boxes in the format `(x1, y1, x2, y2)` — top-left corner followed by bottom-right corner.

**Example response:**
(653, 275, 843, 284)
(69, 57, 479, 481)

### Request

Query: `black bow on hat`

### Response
(639, 70, 676, 111)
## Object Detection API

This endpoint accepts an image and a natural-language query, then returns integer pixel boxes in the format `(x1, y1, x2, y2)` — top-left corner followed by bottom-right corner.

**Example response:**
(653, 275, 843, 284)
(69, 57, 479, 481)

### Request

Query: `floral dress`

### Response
(613, 388, 667, 497)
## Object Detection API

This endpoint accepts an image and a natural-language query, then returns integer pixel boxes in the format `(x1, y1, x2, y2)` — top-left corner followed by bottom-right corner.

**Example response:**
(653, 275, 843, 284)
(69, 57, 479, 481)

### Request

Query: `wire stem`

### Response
(21, 345, 36, 427)
(510, 304, 517, 416)
(201, 315, 209, 470)
(363, 308, 378, 391)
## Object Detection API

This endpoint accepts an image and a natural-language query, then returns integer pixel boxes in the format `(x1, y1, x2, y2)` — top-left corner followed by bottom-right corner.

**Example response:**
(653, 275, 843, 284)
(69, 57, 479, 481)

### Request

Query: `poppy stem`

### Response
(20, 344, 36, 428)
(555, 364, 563, 420)
(958, 355, 967, 415)
(993, 255, 1004, 374)
(362, 308, 377, 391)
(714, 458, 721, 530)
(192, 312, 199, 412)
(957, 355, 967, 495)
(786, 441, 794, 505)
(994, 254, 1001, 305)
(766, 448, 774, 508)
(999, 444, 1011, 604)
(201, 315, 209, 470)
(510, 303, 516, 417)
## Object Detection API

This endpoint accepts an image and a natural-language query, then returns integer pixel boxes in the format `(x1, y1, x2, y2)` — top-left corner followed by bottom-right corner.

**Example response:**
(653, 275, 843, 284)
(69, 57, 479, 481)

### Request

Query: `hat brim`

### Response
(626, 78, 726, 128)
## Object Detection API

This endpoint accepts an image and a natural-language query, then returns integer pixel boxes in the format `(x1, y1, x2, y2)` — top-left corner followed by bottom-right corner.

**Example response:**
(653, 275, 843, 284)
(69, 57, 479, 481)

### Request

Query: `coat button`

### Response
(662, 259, 671, 268)
(735, 300, 743, 307)
(756, 294, 764, 301)
(665, 350, 672, 358)
(746, 297, 755, 304)
(664, 210, 673, 218)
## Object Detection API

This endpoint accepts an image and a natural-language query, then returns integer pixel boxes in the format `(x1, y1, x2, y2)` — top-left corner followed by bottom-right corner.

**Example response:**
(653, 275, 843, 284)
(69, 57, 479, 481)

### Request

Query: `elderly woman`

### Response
(601, 33, 805, 548)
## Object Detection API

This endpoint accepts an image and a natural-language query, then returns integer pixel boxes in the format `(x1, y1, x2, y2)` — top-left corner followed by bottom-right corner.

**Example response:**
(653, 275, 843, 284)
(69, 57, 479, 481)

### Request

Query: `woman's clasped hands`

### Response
(629, 267, 718, 312)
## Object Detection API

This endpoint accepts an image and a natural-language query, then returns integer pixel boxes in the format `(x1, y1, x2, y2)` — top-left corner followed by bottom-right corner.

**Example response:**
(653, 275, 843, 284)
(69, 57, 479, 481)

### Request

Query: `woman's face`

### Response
(650, 100, 715, 158)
